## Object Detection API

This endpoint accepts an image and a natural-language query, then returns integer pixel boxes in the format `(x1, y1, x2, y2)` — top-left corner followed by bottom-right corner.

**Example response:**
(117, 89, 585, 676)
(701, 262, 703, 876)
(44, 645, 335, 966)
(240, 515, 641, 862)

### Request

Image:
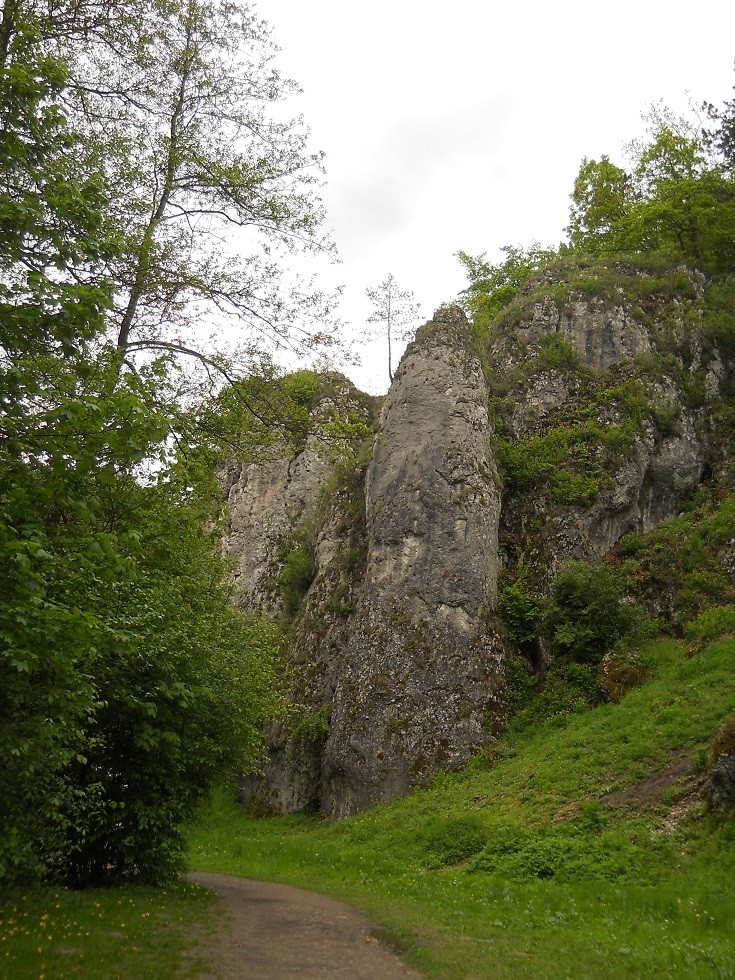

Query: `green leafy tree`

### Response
(0, 0, 119, 882)
(58, 0, 337, 379)
(704, 68, 735, 170)
(0, 0, 111, 373)
(0, 355, 171, 883)
(544, 562, 641, 666)
(56, 471, 282, 885)
(0, 0, 301, 887)
(457, 243, 556, 336)
(365, 273, 420, 383)
(1, 341, 282, 887)
(566, 157, 633, 254)
(566, 110, 735, 273)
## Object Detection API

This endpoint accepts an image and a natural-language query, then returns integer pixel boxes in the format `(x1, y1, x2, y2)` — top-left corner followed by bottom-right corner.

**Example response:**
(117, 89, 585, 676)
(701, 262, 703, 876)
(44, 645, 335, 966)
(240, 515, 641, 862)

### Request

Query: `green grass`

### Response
(0, 881, 216, 978)
(9, 637, 733, 977)
(187, 636, 735, 978)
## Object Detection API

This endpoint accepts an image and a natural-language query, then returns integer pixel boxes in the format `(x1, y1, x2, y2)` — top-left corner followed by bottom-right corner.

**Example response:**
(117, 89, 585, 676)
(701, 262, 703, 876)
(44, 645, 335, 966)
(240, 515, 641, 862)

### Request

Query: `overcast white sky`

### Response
(262, 0, 735, 393)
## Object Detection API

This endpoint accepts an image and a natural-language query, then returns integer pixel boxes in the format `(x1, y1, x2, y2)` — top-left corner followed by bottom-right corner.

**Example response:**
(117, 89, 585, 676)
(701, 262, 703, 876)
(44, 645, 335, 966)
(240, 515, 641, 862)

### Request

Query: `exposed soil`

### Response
(186, 872, 422, 979)
(602, 749, 699, 808)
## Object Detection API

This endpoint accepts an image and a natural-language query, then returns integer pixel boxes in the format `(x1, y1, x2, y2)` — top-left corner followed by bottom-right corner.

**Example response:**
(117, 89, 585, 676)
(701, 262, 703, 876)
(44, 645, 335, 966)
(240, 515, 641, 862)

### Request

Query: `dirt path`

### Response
(187, 872, 422, 979)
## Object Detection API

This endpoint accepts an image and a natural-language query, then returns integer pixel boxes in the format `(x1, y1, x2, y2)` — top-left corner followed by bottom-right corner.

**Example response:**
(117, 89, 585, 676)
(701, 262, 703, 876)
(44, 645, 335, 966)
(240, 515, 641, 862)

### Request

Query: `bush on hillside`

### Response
(425, 815, 489, 867)
(544, 561, 641, 665)
(598, 650, 651, 702)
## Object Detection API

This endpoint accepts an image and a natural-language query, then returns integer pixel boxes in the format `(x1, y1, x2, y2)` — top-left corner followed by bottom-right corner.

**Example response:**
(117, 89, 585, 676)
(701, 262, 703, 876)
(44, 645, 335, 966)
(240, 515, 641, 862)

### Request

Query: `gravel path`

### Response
(187, 872, 422, 978)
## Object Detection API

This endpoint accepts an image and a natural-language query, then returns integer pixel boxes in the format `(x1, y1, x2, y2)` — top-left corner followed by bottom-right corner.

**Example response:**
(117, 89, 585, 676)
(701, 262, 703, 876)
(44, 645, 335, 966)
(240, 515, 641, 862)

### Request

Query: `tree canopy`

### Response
(459, 81, 735, 334)
(0, 0, 325, 887)
(457, 244, 556, 335)
(566, 108, 735, 274)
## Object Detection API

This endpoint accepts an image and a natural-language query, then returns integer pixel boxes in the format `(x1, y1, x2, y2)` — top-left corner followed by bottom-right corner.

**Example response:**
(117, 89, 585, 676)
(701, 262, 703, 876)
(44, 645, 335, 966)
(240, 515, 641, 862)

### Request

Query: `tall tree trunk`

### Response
(0, 0, 18, 82)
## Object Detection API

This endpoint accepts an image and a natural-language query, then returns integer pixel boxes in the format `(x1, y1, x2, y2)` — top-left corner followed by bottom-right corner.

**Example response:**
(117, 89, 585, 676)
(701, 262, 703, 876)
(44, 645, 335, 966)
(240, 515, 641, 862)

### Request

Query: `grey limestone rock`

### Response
(220, 376, 371, 618)
(224, 261, 734, 820)
(490, 269, 727, 584)
(709, 753, 735, 813)
(221, 449, 329, 618)
(321, 307, 503, 817)
(523, 295, 653, 373)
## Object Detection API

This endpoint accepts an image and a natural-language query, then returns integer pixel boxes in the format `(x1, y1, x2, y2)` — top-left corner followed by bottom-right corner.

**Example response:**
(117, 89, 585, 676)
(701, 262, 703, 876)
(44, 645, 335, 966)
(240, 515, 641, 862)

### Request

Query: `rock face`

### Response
(220, 375, 375, 618)
(708, 721, 735, 814)
(364, 307, 500, 623)
(321, 307, 503, 818)
(224, 260, 734, 819)
(220, 451, 329, 618)
(488, 263, 727, 587)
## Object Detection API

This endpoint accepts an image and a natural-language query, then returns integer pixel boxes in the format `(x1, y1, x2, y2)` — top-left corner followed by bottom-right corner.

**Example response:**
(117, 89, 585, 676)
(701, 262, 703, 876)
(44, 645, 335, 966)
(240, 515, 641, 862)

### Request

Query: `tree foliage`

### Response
(0, 0, 310, 888)
(0, 349, 283, 885)
(457, 244, 556, 334)
(60, 0, 337, 374)
(544, 562, 641, 666)
(566, 109, 735, 273)
(56, 473, 282, 885)
(704, 70, 735, 171)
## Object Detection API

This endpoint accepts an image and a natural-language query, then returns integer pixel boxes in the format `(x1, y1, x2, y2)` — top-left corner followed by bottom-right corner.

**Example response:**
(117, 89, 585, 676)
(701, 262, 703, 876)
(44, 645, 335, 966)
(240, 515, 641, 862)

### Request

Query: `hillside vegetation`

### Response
(188, 626, 735, 977)
(185, 492, 735, 977)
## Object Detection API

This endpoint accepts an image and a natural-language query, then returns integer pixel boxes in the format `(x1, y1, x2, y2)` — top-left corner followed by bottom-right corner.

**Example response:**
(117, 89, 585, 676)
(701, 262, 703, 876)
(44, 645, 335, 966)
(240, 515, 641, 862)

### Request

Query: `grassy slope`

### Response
(188, 637, 735, 979)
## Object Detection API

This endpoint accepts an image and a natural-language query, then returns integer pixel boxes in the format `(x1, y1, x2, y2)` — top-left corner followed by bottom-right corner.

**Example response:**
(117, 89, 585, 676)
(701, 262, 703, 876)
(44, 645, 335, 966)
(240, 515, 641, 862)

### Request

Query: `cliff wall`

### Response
(224, 260, 734, 818)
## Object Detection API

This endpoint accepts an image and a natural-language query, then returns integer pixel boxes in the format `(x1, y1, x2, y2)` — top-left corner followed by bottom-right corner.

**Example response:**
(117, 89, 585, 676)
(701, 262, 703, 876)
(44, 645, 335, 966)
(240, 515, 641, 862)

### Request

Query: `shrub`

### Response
(536, 333, 582, 371)
(684, 605, 735, 645)
(552, 470, 601, 505)
(498, 579, 543, 648)
(503, 655, 540, 724)
(278, 538, 316, 616)
(598, 649, 652, 702)
(617, 499, 735, 627)
(425, 815, 489, 867)
(291, 706, 330, 749)
(506, 660, 600, 732)
(712, 719, 735, 763)
(545, 561, 641, 665)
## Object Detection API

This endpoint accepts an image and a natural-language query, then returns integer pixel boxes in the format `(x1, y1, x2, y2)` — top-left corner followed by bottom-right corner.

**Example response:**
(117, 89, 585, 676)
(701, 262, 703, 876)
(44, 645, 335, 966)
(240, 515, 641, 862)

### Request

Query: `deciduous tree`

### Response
(566, 110, 735, 273)
(60, 0, 338, 379)
(0, 0, 309, 887)
(457, 244, 556, 333)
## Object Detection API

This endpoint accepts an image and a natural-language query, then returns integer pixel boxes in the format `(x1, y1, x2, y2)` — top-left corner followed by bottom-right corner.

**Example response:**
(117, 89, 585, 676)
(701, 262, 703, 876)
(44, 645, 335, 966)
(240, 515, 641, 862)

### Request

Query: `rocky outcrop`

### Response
(240, 446, 372, 814)
(225, 260, 735, 820)
(220, 451, 328, 618)
(237, 308, 504, 817)
(321, 307, 503, 818)
(708, 721, 735, 814)
(490, 263, 729, 585)
(220, 374, 374, 618)
(709, 752, 735, 813)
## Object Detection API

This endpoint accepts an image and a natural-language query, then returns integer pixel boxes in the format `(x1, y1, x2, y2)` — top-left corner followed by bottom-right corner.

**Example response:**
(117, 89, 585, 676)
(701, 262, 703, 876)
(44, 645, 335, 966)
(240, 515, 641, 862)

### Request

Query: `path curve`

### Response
(187, 872, 422, 979)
